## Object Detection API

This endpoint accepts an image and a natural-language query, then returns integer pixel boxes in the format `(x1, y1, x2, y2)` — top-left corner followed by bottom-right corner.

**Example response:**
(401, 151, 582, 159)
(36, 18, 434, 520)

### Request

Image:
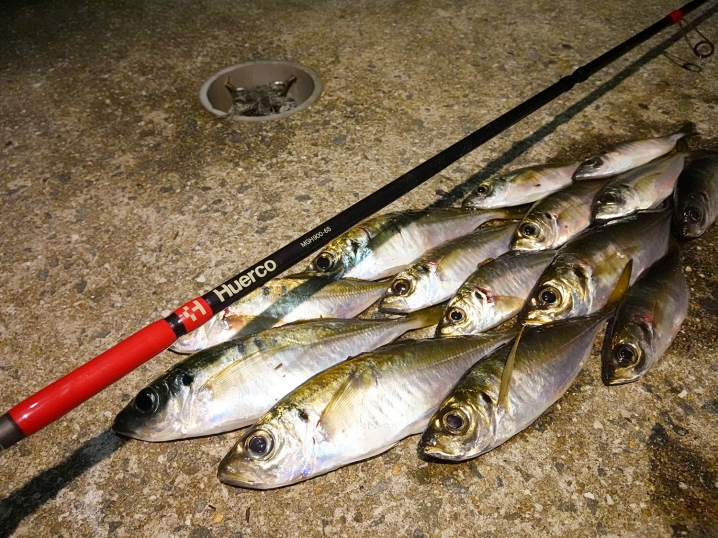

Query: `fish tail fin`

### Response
(675, 122, 698, 152)
(402, 304, 446, 330)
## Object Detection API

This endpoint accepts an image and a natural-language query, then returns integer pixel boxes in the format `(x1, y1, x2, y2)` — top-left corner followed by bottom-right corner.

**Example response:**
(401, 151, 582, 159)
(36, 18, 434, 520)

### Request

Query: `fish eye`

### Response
(443, 410, 468, 434)
(133, 388, 159, 415)
(615, 344, 637, 367)
(313, 251, 335, 271)
(584, 156, 602, 168)
(391, 278, 411, 296)
(599, 192, 617, 204)
(475, 184, 491, 197)
(685, 206, 703, 222)
(246, 430, 274, 458)
(447, 307, 465, 323)
(521, 223, 538, 237)
(538, 286, 560, 306)
(181, 373, 194, 386)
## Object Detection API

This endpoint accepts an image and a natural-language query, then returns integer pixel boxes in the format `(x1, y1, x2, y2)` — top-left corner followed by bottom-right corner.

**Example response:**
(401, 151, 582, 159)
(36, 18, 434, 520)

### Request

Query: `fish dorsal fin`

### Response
(317, 362, 378, 438)
(497, 324, 525, 411)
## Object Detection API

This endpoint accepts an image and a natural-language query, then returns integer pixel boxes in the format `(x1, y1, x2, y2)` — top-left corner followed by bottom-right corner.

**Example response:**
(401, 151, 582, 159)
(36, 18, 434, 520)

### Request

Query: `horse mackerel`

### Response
(308, 207, 527, 280)
(114, 306, 444, 441)
(601, 248, 689, 385)
(171, 273, 389, 353)
(521, 208, 671, 325)
(217, 330, 518, 489)
(380, 221, 519, 314)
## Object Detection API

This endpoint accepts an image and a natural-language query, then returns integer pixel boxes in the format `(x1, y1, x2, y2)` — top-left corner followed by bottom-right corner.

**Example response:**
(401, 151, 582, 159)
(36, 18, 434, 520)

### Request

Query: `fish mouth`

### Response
(520, 309, 558, 326)
(601, 371, 640, 386)
(418, 443, 467, 462)
(111, 417, 155, 442)
(217, 452, 266, 489)
(170, 329, 210, 354)
(378, 295, 411, 314)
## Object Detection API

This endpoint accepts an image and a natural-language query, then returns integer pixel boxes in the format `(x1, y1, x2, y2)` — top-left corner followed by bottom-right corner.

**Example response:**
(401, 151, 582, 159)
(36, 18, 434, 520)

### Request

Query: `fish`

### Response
(307, 207, 527, 280)
(673, 153, 718, 239)
(510, 179, 611, 251)
(217, 330, 518, 489)
(170, 273, 389, 353)
(113, 307, 443, 441)
(379, 221, 518, 314)
(462, 162, 578, 210)
(601, 248, 689, 386)
(573, 131, 687, 180)
(437, 250, 556, 336)
(520, 208, 671, 325)
(419, 265, 631, 461)
(592, 152, 686, 221)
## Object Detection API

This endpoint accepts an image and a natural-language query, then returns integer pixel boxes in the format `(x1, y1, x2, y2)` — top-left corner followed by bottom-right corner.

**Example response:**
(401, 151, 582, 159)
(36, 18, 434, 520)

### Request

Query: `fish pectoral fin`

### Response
(558, 201, 590, 225)
(634, 171, 664, 195)
(476, 257, 495, 270)
(592, 246, 640, 284)
(493, 295, 528, 313)
(201, 347, 281, 393)
(317, 364, 378, 437)
(606, 259, 633, 309)
(497, 325, 524, 411)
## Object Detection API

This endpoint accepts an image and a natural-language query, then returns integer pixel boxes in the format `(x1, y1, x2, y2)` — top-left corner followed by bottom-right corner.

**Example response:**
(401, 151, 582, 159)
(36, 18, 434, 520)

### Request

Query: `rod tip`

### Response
(0, 413, 25, 451)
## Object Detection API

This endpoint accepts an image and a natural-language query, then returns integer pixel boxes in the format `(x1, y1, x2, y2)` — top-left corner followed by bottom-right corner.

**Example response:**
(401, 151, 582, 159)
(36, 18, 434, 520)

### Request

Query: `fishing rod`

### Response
(0, 0, 713, 450)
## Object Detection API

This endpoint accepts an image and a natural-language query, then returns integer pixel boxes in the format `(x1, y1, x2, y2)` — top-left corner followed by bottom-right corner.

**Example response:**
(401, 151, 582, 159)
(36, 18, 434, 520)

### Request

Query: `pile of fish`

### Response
(113, 130, 718, 490)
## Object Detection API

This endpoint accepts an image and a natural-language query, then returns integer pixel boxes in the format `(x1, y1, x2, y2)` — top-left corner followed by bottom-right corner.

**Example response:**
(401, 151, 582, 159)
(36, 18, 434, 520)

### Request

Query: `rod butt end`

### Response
(0, 413, 25, 451)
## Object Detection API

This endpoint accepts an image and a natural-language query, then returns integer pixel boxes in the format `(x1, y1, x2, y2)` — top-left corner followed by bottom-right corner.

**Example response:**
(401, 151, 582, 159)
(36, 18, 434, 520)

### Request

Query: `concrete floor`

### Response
(1, 0, 717, 536)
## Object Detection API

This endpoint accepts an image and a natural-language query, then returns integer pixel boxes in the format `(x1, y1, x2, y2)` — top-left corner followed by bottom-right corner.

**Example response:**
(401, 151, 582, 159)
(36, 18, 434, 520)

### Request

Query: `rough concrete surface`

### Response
(1, 0, 717, 536)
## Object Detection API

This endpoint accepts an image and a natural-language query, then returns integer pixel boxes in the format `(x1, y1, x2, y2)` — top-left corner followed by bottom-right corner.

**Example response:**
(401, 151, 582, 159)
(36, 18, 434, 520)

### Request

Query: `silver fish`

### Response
(521, 209, 671, 325)
(113, 307, 442, 441)
(673, 154, 718, 239)
(171, 273, 388, 353)
(573, 132, 686, 180)
(437, 250, 556, 336)
(217, 331, 517, 489)
(592, 152, 686, 221)
(511, 179, 610, 251)
(419, 310, 612, 461)
(308, 207, 526, 280)
(379, 221, 518, 314)
(462, 163, 578, 210)
(601, 248, 689, 386)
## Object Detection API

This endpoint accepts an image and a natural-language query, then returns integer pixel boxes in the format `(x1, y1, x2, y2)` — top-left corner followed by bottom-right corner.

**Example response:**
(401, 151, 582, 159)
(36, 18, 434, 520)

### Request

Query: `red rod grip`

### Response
(8, 319, 177, 436)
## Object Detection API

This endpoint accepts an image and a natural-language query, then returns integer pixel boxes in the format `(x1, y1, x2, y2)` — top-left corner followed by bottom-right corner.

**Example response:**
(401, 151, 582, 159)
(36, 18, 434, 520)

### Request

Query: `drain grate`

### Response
(200, 61, 323, 122)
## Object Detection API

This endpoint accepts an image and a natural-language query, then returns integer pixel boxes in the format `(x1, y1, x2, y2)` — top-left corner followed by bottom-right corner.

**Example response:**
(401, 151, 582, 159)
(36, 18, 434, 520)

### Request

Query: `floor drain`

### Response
(200, 61, 323, 122)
